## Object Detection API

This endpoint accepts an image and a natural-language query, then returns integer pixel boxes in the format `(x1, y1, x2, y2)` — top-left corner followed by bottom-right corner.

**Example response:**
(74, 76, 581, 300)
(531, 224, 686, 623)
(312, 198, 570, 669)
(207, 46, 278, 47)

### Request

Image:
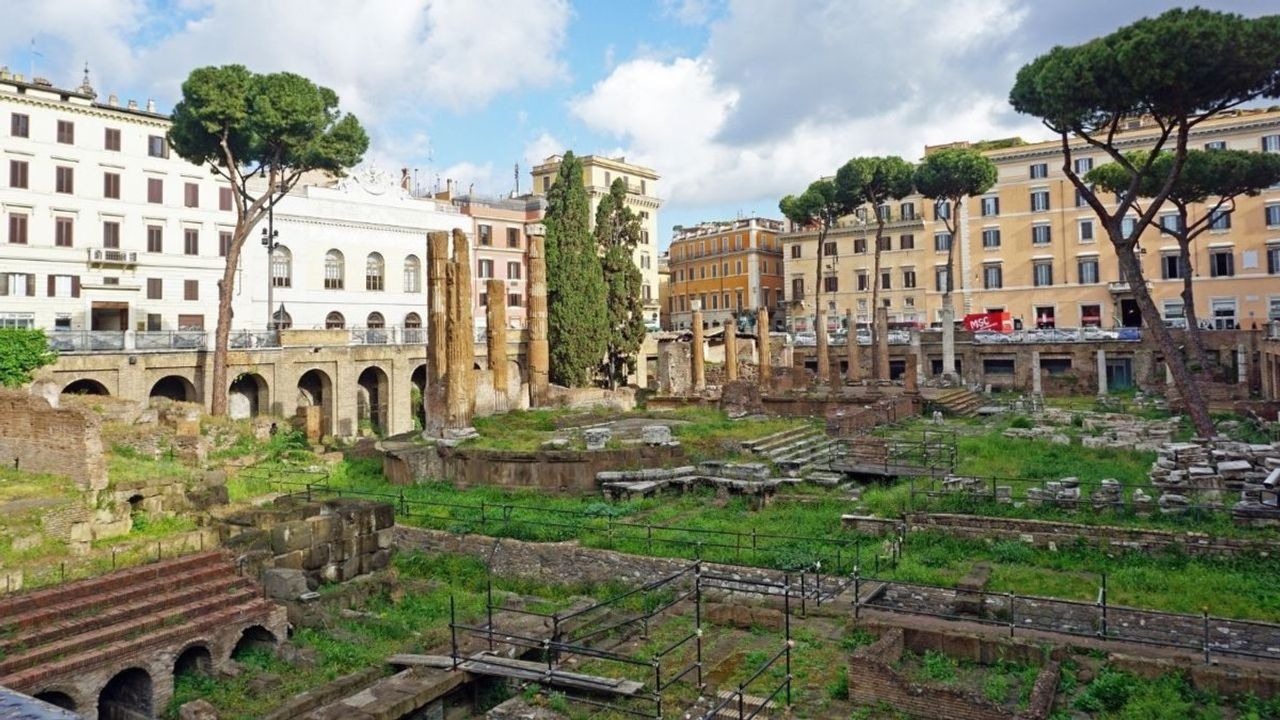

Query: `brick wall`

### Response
(0, 389, 106, 491)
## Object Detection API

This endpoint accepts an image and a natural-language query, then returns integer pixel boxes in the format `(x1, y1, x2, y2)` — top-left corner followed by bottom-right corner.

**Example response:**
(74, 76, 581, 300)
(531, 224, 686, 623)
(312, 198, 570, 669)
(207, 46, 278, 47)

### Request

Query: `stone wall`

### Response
(848, 627, 1058, 720)
(384, 443, 684, 493)
(0, 389, 106, 491)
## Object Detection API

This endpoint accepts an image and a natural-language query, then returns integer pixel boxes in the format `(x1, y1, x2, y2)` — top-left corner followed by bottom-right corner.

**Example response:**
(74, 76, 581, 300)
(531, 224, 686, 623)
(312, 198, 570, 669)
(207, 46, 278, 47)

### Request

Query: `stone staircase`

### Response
(709, 689, 776, 718)
(0, 550, 275, 690)
(743, 426, 841, 477)
(922, 387, 985, 417)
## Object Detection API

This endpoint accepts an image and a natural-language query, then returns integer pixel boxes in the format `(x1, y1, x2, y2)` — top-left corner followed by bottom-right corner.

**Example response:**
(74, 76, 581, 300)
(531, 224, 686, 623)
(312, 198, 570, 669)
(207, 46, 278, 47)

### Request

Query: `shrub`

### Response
(1074, 667, 1137, 712)
(1009, 416, 1034, 429)
(0, 328, 56, 388)
(921, 650, 957, 683)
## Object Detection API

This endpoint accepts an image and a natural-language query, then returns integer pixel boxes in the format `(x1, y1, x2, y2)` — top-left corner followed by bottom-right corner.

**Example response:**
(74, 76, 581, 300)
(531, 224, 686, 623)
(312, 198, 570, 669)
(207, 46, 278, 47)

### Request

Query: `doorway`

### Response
(1119, 299, 1141, 328)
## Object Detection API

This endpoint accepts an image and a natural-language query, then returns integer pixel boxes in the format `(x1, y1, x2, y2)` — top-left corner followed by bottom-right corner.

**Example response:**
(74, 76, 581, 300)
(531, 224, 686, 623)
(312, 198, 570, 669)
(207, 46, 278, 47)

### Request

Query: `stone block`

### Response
(376, 528, 394, 549)
(307, 515, 339, 544)
(370, 548, 391, 571)
(263, 568, 309, 600)
(304, 544, 330, 571)
(341, 554, 362, 581)
(270, 521, 313, 555)
(179, 699, 220, 720)
(372, 503, 395, 530)
(583, 428, 612, 451)
(641, 425, 674, 446)
(274, 549, 306, 570)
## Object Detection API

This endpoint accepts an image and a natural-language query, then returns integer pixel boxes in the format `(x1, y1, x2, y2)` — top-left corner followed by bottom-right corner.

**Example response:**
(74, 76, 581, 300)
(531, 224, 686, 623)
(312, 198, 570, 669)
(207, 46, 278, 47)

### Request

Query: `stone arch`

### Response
(231, 625, 278, 660)
(356, 365, 390, 435)
(296, 369, 333, 438)
(174, 643, 213, 677)
(98, 667, 152, 720)
(33, 690, 77, 712)
(62, 378, 109, 396)
(229, 373, 269, 419)
(410, 364, 427, 430)
(149, 375, 197, 403)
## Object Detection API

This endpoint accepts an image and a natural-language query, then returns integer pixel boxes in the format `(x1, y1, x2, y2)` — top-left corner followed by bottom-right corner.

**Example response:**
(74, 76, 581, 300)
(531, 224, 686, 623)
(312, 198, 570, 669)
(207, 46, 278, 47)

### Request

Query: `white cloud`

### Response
(661, 0, 720, 25)
(522, 132, 566, 170)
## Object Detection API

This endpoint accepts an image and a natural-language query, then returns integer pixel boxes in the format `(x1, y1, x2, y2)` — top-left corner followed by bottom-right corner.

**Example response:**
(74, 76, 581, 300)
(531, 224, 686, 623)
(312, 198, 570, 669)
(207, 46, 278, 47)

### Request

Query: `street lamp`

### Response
(261, 203, 279, 330)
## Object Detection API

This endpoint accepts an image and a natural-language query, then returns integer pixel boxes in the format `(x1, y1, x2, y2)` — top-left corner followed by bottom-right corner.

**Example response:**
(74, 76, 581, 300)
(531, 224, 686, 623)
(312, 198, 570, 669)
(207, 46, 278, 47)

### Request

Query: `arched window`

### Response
(271, 246, 292, 288)
(324, 249, 344, 289)
(404, 312, 423, 343)
(404, 312, 421, 329)
(403, 255, 421, 293)
(366, 311, 385, 329)
(272, 308, 293, 329)
(365, 252, 384, 291)
(325, 311, 345, 329)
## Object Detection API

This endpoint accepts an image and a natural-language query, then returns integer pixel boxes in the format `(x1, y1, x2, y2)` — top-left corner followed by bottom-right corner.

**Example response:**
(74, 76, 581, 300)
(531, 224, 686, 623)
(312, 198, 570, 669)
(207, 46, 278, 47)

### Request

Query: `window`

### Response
(507, 261, 521, 280)
(1209, 249, 1234, 277)
(856, 273, 867, 291)
(365, 252, 385, 290)
(981, 228, 1001, 248)
(876, 235, 891, 252)
(218, 231, 231, 257)
(1079, 219, 1095, 242)
(1032, 224, 1052, 245)
(147, 278, 163, 299)
(1156, 214, 1181, 235)
(55, 217, 75, 247)
(1262, 135, 1280, 153)
(57, 120, 74, 144)
(184, 279, 199, 301)
(1033, 261, 1053, 287)
(899, 234, 914, 250)
(10, 113, 29, 138)
(1073, 157, 1093, 175)
(147, 178, 163, 204)
(1271, 297, 1280, 321)
(8, 214, 28, 244)
(902, 269, 917, 288)
(104, 128, 121, 151)
(824, 241, 838, 256)
(1268, 245, 1280, 275)
(147, 135, 168, 158)
(1209, 209, 1232, 231)
(1120, 216, 1137, 237)
(508, 292, 523, 307)
(219, 187, 233, 212)
(1161, 253, 1183, 279)
(877, 271, 892, 290)
(1030, 189, 1050, 212)
(983, 264, 1002, 289)
(1212, 298, 1237, 329)
(324, 250, 345, 289)
(900, 202, 916, 220)
(1266, 205, 1280, 227)
(0, 274, 34, 297)
(367, 312, 385, 329)
(147, 225, 163, 253)
(1080, 304, 1102, 327)
(1075, 188, 1089, 207)
(55, 166, 74, 194)
(791, 277, 804, 300)
(478, 259, 493, 279)
(789, 244, 800, 258)
(184, 183, 199, 208)
(853, 238, 866, 254)
(876, 203, 890, 220)
(1077, 257, 1099, 284)
(935, 267, 950, 292)
(48, 275, 79, 298)
(934, 199, 951, 220)
(980, 196, 1000, 216)
(541, 176, 549, 191)
(9, 159, 28, 188)
(933, 232, 952, 252)
(271, 246, 292, 288)
(504, 226, 520, 248)
(404, 255, 421, 292)
(325, 311, 345, 329)
(103, 172, 121, 199)
(1205, 140, 1226, 150)
(478, 224, 492, 245)
(183, 228, 199, 255)
(1029, 163, 1048, 179)
(825, 275, 840, 292)
(102, 221, 120, 249)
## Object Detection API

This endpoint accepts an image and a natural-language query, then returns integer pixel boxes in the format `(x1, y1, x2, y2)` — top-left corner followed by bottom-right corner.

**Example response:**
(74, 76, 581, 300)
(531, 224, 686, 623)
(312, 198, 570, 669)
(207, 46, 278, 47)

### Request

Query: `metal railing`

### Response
(47, 330, 125, 352)
(349, 325, 426, 345)
(134, 330, 208, 350)
(972, 327, 1142, 344)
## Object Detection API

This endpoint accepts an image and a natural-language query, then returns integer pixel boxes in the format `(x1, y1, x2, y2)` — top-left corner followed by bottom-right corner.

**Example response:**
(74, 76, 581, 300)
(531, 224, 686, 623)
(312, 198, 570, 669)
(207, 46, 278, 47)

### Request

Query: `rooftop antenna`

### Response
(29, 38, 42, 80)
(514, 162, 520, 195)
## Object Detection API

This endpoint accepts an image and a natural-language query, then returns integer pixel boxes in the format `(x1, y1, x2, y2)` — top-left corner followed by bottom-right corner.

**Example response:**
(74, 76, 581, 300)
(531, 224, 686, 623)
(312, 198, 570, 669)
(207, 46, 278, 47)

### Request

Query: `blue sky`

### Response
(3, 0, 1274, 248)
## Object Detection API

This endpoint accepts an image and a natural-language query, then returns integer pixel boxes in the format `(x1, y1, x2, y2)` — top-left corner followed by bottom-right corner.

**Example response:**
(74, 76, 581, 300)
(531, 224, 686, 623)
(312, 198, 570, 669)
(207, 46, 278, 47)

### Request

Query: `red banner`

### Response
(963, 312, 1013, 333)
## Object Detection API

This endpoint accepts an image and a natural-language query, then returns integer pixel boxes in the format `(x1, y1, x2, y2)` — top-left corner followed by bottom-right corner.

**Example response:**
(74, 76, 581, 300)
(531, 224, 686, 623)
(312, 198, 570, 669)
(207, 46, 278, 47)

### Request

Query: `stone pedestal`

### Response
(845, 308, 860, 383)
(725, 324, 738, 382)
(874, 307, 890, 381)
(757, 307, 771, 392)
(815, 307, 829, 386)
(527, 234, 550, 405)
(1031, 350, 1042, 395)
(1096, 349, 1108, 396)
(692, 308, 705, 392)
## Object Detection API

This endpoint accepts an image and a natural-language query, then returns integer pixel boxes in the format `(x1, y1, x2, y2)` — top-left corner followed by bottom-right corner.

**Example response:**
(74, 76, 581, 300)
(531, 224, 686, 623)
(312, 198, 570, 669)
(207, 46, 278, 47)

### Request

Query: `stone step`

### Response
(0, 573, 248, 655)
(0, 560, 239, 634)
(764, 434, 829, 462)
(0, 584, 261, 676)
(773, 439, 839, 465)
(803, 471, 845, 487)
(743, 426, 816, 453)
(0, 550, 228, 619)
(712, 689, 775, 719)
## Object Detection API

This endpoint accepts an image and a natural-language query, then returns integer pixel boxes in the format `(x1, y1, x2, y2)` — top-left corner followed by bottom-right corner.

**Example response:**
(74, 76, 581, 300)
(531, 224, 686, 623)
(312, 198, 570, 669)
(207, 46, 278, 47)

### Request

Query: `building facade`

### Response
(451, 192, 547, 330)
(781, 109, 1280, 333)
(531, 154, 662, 326)
(666, 217, 785, 330)
(657, 251, 671, 330)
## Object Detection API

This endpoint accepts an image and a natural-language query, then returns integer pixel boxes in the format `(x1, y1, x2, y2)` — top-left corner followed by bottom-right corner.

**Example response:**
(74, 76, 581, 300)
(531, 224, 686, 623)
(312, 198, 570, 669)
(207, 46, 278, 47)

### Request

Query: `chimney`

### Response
(146, 99, 155, 113)
(14, 73, 24, 83)
(127, 99, 138, 110)
(0, 67, 9, 81)
(400, 167, 410, 191)
(108, 94, 119, 107)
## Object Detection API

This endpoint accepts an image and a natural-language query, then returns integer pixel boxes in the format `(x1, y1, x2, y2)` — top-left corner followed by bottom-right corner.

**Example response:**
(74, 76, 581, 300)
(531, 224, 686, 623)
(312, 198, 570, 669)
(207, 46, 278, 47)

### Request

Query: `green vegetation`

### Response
(596, 177, 647, 389)
(1057, 665, 1280, 720)
(0, 327, 56, 388)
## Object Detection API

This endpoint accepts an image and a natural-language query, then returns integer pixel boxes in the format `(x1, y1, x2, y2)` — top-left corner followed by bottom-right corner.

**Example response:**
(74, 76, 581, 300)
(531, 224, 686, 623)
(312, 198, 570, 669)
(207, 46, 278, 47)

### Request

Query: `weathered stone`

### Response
(527, 232, 550, 406)
(263, 568, 309, 600)
(179, 699, 220, 720)
(641, 425, 674, 446)
(583, 428, 612, 451)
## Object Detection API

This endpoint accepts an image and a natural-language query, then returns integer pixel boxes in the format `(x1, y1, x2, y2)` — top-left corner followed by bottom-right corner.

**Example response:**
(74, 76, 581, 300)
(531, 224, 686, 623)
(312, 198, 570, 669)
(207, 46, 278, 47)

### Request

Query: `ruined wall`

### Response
(0, 389, 106, 491)
(383, 444, 684, 493)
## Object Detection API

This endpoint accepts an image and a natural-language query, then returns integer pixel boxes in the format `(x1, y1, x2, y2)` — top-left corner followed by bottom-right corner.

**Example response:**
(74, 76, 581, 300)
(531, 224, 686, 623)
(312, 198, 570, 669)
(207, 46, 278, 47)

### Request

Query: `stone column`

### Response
(757, 306, 771, 392)
(874, 306, 890, 381)
(527, 233, 550, 406)
(486, 278, 508, 407)
(1238, 343, 1249, 386)
(452, 229, 475, 418)
(1096, 349, 1108, 396)
(815, 307, 829, 386)
(1031, 350, 1042, 395)
(941, 306, 956, 380)
(724, 322, 738, 382)
(692, 305, 705, 393)
(444, 263, 471, 430)
(423, 231, 451, 436)
(904, 353, 918, 392)
(845, 308, 861, 383)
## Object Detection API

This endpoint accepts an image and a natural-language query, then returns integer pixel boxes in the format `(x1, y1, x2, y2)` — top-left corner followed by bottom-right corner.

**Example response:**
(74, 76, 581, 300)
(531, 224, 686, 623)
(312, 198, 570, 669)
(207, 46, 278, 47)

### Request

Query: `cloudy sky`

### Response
(4, 0, 1273, 246)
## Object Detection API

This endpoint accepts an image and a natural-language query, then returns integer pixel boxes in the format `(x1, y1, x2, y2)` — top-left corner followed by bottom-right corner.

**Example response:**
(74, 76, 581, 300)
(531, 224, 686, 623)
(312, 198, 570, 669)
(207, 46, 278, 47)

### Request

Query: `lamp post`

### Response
(261, 201, 278, 330)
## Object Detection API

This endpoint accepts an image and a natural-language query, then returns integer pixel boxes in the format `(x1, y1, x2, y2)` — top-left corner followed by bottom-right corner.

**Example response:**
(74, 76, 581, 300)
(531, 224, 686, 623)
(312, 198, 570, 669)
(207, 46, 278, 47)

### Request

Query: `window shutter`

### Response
(47, 275, 55, 297)
(27, 273, 36, 296)
(72, 275, 81, 298)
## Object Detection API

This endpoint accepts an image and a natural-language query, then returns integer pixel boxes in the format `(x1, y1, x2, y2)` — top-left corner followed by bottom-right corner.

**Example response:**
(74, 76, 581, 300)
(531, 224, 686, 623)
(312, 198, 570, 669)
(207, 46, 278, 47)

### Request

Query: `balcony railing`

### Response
(87, 248, 138, 267)
(48, 331, 126, 352)
(349, 325, 426, 346)
(972, 327, 1143, 344)
(135, 330, 208, 350)
(229, 329, 281, 349)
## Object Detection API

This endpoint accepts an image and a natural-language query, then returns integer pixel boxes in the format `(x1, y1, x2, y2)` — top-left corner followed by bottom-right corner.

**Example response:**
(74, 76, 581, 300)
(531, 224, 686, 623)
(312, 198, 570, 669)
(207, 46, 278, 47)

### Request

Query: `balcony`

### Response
(87, 248, 138, 268)
(349, 325, 425, 346)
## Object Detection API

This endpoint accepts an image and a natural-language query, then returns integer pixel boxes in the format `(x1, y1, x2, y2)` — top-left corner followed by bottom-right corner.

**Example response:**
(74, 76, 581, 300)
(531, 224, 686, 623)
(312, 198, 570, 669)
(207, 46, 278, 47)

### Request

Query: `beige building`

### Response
(531, 154, 662, 326)
(781, 109, 1280, 333)
(657, 251, 671, 329)
(450, 192, 547, 329)
(667, 217, 786, 331)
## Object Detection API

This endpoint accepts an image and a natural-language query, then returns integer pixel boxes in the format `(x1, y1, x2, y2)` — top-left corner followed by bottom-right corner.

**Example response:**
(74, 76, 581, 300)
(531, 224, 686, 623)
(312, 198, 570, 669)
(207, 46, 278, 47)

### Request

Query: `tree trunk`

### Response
(941, 208, 958, 379)
(209, 231, 246, 416)
(1113, 241, 1214, 436)
(870, 218, 884, 378)
(1177, 234, 1211, 377)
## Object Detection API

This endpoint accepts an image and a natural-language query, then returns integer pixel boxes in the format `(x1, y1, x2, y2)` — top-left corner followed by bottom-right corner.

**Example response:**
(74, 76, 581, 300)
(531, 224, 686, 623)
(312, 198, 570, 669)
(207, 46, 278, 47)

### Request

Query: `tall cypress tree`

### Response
(596, 179, 646, 389)
(544, 152, 608, 387)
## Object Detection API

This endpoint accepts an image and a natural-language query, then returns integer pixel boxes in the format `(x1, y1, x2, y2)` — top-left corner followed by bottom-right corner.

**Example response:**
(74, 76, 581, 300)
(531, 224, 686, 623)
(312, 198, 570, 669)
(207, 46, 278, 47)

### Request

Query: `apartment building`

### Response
(666, 217, 785, 330)
(531, 154, 662, 327)
(451, 192, 548, 329)
(781, 108, 1280, 333)
(657, 252, 671, 329)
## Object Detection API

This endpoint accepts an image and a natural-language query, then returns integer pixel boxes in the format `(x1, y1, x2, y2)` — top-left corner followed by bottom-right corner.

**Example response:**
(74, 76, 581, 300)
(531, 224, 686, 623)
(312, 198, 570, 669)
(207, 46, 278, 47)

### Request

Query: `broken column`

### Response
(941, 305, 956, 380)
(875, 306, 890, 381)
(1239, 343, 1249, 386)
(815, 307, 830, 386)
(691, 304, 706, 393)
(905, 352, 918, 392)
(845, 308, 861, 383)
(724, 321, 738, 382)
(757, 306, 771, 392)
(527, 229, 550, 406)
(423, 231, 451, 435)
(1096, 349, 1108, 396)
(453, 228, 476, 419)
(1031, 350, 1042, 395)
(486, 277, 508, 407)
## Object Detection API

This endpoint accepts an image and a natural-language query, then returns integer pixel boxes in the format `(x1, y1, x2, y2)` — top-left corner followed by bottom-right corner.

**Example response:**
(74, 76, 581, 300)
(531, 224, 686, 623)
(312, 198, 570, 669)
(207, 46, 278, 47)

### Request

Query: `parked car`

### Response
(1082, 327, 1119, 341)
(793, 331, 817, 347)
(973, 330, 1014, 344)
